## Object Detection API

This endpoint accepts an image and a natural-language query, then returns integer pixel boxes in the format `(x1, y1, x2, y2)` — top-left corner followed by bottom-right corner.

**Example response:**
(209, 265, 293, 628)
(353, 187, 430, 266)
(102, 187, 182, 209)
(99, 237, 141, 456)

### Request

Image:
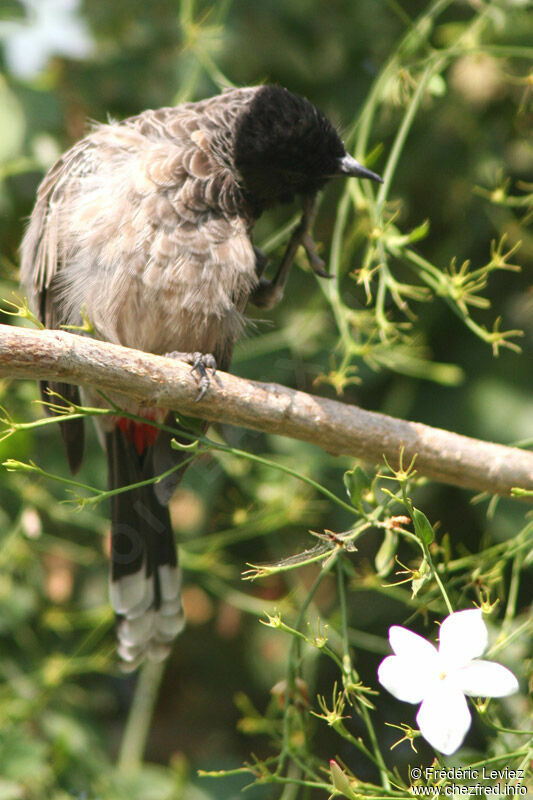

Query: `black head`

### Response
(233, 85, 381, 213)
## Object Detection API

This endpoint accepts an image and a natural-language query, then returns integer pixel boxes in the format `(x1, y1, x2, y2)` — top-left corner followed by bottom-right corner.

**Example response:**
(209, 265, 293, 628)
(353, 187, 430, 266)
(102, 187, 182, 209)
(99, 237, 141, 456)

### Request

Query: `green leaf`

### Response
(412, 558, 431, 598)
(406, 218, 430, 243)
(375, 529, 399, 577)
(329, 760, 358, 799)
(412, 508, 434, 545)
(343, 465, 370, 508)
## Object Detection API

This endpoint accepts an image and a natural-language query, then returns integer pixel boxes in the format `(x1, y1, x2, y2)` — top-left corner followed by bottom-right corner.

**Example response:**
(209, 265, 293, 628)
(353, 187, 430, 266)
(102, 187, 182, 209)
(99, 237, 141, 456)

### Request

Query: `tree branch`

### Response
(0, 324, 531, 498)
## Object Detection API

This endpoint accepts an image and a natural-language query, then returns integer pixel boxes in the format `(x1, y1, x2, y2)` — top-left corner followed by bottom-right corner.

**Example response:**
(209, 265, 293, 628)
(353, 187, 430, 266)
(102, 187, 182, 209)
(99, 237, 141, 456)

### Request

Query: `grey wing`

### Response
(20, 140, 99, 473)
(21, 138, 98, 315)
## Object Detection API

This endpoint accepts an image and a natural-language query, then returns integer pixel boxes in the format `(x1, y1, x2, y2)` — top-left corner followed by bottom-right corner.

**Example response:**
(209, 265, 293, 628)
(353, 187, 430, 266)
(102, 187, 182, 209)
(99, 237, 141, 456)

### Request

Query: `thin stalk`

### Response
(279, 761, 303, 800)
(503, 550, 524, 633)
(201, 435, 358, 516)
(375, 63, 436, 217)
(354, 0, 455, 157)
(337, 560, 391, 791)
(118, 659, 166, 770)
(276, 558, 338, 775)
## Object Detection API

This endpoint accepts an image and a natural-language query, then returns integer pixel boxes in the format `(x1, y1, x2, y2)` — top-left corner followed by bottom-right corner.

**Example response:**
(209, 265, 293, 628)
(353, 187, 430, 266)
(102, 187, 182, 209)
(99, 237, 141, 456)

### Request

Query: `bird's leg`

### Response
(164, 351, 217, 401)
(253, 246, 270, 280)
(249, 193, 331, 310)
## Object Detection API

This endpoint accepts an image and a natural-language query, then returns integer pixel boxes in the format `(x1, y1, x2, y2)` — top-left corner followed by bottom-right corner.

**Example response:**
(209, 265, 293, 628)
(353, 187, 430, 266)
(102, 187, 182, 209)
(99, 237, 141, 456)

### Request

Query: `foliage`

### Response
(0, 0, 531, 798)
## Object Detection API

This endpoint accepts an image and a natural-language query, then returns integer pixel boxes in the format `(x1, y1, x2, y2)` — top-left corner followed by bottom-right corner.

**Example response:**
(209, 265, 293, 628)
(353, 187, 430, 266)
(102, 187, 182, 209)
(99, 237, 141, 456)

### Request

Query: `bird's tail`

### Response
(105, 421, 185, 669)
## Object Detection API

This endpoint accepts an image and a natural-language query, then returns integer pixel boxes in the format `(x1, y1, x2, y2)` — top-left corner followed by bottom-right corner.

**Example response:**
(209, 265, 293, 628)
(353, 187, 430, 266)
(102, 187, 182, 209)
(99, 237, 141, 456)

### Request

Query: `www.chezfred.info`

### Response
(409, 766, 527, 796)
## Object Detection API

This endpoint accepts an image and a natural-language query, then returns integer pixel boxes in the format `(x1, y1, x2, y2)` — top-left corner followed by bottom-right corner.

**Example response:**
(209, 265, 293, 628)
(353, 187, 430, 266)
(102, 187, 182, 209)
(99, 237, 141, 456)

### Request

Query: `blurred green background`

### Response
(0, 0, 531, 798)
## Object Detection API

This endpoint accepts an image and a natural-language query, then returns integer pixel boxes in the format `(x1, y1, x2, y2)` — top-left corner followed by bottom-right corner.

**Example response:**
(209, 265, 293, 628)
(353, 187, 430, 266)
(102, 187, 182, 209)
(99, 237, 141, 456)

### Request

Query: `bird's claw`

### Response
(165, 351, 218, 401)
(190, 352, 217, 401)
(301, 232, 330, 278)
(299, 196, 331, 279)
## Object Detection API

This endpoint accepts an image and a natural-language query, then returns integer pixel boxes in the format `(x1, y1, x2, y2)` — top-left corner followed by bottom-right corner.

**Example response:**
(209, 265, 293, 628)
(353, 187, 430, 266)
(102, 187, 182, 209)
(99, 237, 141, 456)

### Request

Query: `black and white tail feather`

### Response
(106, 426, 185, 670)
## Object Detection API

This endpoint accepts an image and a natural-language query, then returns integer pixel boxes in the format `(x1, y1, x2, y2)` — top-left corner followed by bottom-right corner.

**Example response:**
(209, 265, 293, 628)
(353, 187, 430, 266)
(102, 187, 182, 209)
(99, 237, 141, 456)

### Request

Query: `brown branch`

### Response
(0, 324, 531, 498)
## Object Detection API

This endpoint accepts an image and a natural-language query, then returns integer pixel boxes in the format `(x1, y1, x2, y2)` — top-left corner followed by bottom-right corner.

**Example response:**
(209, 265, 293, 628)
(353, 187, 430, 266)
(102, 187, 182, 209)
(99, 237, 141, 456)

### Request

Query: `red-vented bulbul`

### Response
(20, 85, 382, 669)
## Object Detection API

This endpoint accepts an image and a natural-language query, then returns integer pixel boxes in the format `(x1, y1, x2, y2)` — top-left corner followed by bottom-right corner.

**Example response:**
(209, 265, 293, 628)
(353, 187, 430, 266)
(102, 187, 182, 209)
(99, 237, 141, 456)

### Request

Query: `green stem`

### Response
(79, 453, 199, 506)
(400, 489, 454, 614)
(375, 63, 436, 217)
(465, 749, 530, 770)
(354, 0, 454, 157)
(3, 461, 100, 494)
(503, 549, 524, 633)
(428, 552, 453, 614)
(279, 761, 303, 800)
(199, 435, 358, 516)
(277, 558, 338, 775)
(337, 560, 391, 791)
(118, 659, 166, 770)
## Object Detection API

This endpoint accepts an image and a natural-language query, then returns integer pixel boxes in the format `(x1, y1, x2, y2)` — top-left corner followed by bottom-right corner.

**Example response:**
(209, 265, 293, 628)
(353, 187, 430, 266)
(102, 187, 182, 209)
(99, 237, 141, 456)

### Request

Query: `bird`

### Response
(20, 84, 382, 669)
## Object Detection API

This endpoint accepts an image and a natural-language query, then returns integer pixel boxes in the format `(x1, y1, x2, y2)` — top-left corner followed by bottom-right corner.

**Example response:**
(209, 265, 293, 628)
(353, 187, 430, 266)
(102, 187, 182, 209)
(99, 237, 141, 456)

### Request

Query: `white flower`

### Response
(377, 609, 519, 755)
(0, 0, 93, 80)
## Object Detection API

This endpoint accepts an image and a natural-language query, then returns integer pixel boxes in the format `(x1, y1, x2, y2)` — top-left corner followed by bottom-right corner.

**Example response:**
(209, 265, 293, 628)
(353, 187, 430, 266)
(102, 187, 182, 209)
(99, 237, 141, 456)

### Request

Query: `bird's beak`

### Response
(337, 153, 383, 183)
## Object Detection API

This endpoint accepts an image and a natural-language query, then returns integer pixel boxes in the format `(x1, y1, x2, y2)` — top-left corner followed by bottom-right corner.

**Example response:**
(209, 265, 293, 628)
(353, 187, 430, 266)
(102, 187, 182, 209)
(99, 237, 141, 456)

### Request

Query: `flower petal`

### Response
(416, 681, 471, 755)
(438, 609, 487, 667)
(389, 625, 439, 663)
(457, 660, 519, 698)
(378, 655, 435, 703)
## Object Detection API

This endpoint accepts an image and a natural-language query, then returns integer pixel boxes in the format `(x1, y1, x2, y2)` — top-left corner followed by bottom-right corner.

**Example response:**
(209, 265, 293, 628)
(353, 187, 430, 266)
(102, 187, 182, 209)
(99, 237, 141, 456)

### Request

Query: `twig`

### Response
(0, 324, 532, 498)
(118, 659, 166, 770)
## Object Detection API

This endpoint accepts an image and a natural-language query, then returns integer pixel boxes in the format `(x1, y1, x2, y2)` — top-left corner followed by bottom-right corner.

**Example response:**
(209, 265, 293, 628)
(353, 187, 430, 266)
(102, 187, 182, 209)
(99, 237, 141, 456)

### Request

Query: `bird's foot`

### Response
(164, 351, 217, 401)
(301, 232, 330, 278)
